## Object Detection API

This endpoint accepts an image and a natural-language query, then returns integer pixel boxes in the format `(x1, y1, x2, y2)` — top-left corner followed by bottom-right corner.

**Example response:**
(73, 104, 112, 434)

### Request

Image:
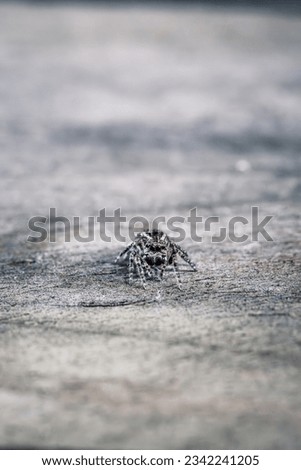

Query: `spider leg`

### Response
(128, 250, 135, 285)
(159, 256, 167, 280)
(135, 255, 147, 289)
(115, 243, 133, 263)
(174, 245, 197, 271)
(169, 253, 181, 289)
(141, 255, 152, 278)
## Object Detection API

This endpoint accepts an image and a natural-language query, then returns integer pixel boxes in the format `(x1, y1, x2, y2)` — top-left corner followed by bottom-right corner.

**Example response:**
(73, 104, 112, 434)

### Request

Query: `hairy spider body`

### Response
(115, 229, 197, 289)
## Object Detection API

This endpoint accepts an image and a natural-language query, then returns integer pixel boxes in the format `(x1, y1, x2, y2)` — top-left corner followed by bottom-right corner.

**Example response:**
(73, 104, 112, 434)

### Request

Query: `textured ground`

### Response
(0, 2, 301, 449)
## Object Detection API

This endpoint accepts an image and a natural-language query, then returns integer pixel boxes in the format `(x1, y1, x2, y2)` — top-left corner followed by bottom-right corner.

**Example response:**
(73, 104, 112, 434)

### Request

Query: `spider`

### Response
(115, 229, 197, 289)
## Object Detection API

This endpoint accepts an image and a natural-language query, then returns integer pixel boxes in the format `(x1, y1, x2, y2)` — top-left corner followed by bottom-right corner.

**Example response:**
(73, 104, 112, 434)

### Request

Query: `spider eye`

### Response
(149, 246, 161, 253)
(155, 256, 163, 266)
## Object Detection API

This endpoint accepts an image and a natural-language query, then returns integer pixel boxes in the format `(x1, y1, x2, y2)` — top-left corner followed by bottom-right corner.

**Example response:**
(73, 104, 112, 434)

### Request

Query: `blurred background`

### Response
(1, 0, 301, 238)
(0, 0, 301, 450)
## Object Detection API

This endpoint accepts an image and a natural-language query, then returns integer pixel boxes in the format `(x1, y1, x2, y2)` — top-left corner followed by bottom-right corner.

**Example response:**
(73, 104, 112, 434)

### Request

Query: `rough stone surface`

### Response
(0, 3, 301, 449)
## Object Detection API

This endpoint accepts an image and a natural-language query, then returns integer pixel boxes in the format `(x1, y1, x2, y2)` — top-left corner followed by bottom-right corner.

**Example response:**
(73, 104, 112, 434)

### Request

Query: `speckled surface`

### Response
(0, 2, 301, 449)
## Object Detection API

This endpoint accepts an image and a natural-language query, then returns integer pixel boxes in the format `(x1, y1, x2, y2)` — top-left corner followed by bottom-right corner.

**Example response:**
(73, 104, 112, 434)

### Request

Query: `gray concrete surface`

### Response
(0, 2, 301, 449)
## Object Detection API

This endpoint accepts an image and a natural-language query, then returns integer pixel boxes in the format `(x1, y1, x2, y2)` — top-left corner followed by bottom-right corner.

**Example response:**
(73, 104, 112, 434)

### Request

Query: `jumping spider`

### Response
(115, 229, 197, 289)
